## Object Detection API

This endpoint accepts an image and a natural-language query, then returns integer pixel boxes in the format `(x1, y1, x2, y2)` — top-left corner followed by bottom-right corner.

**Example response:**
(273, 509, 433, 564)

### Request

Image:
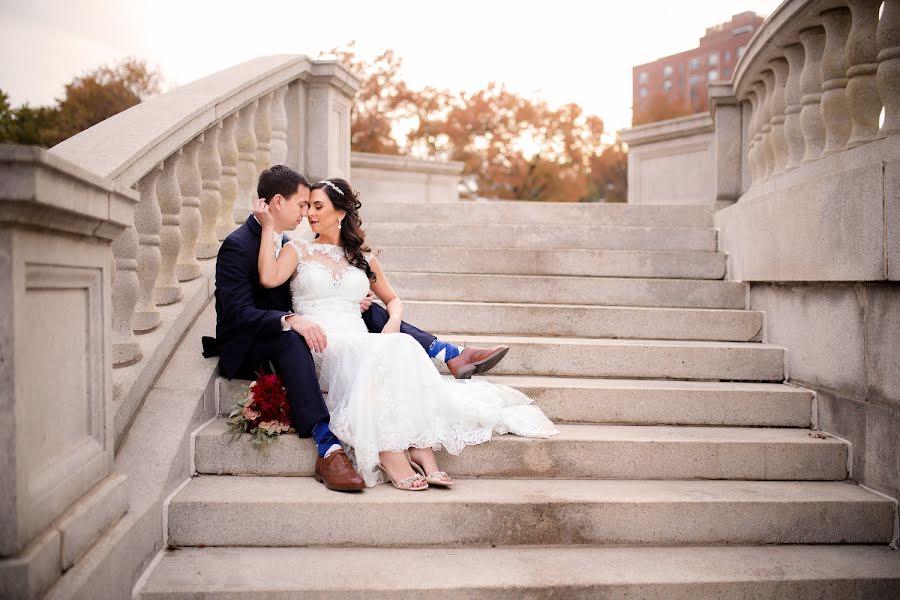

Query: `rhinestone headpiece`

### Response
(318, 179, 344, 196)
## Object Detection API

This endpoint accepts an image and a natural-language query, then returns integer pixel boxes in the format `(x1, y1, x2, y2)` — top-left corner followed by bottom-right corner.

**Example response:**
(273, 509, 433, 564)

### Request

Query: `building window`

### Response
(639, 87, 648, 98)
(663, 65, 674, 77)
(722, 67, 731, 79)
(689, 74, 702, 85)
(731, 24, 754, 36)
(708, 52, 719, 66)
(689, 58, 701, 70)
(638, 71, 648, 84)
(725, 50, 732, 62)
(707, 70, 719, 81)
(737, 46, 747, 58)
(663, 80, 673, 92)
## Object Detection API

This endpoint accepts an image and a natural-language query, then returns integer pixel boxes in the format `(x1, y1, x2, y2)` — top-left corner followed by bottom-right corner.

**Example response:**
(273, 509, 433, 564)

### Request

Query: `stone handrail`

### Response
(711, 0, 897, 201)
(50, 55, 359, 444)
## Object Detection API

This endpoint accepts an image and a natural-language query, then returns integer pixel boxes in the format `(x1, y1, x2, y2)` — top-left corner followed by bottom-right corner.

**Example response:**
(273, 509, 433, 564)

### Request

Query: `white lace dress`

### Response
(286, 239, 558, 487)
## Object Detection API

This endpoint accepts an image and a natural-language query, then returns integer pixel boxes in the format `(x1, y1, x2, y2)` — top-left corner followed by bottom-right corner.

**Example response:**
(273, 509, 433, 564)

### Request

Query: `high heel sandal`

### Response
(409, 458, 454, 488)
(378, 463, 428, 491)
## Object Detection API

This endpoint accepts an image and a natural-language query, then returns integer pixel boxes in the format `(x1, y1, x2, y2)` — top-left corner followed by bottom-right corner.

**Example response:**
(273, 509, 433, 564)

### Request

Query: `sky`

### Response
(0, 0, 782, 135)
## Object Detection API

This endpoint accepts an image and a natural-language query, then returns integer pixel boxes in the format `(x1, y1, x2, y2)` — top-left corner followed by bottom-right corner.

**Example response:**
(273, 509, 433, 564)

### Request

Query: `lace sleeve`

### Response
(286, 238, 310, 262)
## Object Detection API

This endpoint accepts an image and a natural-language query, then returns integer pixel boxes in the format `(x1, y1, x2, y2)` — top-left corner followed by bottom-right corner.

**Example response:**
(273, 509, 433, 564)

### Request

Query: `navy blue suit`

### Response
(212, 216, 435, 436)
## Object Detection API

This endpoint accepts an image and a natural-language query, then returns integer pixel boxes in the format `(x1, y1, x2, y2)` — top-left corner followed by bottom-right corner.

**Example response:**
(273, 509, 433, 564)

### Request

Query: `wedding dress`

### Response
(287, 239, 558, 487)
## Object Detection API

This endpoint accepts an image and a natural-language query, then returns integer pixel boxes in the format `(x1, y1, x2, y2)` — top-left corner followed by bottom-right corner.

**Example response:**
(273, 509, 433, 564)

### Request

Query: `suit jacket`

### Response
(213, 216, 291, 378)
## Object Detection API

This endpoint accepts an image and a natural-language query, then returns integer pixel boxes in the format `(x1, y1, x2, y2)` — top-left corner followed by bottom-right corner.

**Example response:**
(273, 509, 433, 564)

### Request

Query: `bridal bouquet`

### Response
(227, 370, 295, 453)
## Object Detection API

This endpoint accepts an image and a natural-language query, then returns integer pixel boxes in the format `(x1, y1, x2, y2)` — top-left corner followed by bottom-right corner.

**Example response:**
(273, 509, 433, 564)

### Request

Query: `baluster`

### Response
(821, 7, 853, 153)
(799, 26, 827, 162)
(845, 0, 884, 146)
(270, 87, 288, 165)
(236, 101, 258, 222)
(768, 58, 790, 174)
(877, 0, 900, 135)
(197, 123, 222, 258)
(176, 136, 203, 282)
(217, 113, 239, 239)
(783, 43, 806, 169)
(133, 166, 162, 331)
(155, 154, 183, 305)
(255, 93, 273, 175)
(760, 71, 776, 179)
(747, 89, 762, 183)
(111, 208, 141, 366)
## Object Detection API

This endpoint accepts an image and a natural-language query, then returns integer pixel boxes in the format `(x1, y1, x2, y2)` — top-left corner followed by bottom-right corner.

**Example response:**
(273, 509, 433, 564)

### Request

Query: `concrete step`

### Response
(378, 246, 726, 279)
(365, 222, 717, 251)
(195, 420, 846, 480)
(402, 300, 763, 341)
(361, 201, 713, 228)
(138, 545, 900, 599)
(387, 272, 748, 309)
(167, 477, 894, 547)
(218, 377, 813, 427)
(436, 335, 785, 380)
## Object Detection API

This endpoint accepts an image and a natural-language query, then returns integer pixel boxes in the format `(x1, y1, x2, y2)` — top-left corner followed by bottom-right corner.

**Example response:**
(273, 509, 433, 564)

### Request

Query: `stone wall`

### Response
(350, 152, 463, 203)
(620, 113, 715, 206)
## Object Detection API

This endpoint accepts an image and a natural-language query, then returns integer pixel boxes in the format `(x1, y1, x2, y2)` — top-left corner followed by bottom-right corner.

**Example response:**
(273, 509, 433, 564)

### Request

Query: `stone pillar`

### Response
(747, 89, 762, 184)
(176, 136, 203, 282)
(768, 58, 790, 174)
(217, 114, 239, 240)
(799, 26, 827, 162)
(270, 87, 289, 166)
(0, 146, 134, 598)
(235, 101, 258, 223)
(154, 153, 183, 305)
(740, 98, 753, 193)
(760, 70, 777, 179)
(820, 7, 853, 154)
(285, 80, 308, 174)
(709, 83, 741, 206)
(878, 0, 900, 135)
(845, 0, 884, 147)
(255, 92, 273, 175)
(197, 123, 222, 258)
(783, 43, 806, 170)
(306, 59, 358, 181)
(110, 206, 141, 366)
(132, 166, 162, 331)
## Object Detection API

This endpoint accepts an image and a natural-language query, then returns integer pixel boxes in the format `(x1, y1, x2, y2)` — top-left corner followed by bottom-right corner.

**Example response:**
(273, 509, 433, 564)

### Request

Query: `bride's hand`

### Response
(359, 291, 375, 313)
(381, 317, 401, 334)
(287, 315, 328, 352)
(253, 198, 275, 229)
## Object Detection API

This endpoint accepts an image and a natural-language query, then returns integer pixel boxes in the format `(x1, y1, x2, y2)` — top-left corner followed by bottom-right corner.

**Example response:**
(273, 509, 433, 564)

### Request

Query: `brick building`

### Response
(632, 12, 764, 124)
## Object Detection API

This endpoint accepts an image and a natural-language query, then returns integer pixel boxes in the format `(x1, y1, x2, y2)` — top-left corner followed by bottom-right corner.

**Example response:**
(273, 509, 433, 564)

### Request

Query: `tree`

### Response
(0, 58, 161, 147)
(632, 90, 694, 126)
(587, 135, 628, 202)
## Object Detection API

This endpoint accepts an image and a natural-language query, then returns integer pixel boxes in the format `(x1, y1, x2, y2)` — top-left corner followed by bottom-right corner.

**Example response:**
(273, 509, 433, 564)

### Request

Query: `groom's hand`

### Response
(359, 291, 375, 313)
(287, 315, 328, 352)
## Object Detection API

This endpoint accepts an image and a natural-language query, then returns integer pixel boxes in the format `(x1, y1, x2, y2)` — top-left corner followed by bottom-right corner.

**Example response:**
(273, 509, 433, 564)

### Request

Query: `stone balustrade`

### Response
(50, 55, 359, 446)
(713, 0, 895, 198)
(350, 152, 465, 203)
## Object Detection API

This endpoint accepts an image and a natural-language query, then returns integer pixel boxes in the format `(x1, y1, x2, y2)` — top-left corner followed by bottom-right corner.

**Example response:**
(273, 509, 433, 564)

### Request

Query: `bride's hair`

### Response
(310, 178, 376, 282)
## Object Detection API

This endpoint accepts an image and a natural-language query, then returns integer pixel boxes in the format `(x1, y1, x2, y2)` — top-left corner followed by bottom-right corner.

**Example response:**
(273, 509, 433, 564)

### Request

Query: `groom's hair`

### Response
(257, 165, 310, 203)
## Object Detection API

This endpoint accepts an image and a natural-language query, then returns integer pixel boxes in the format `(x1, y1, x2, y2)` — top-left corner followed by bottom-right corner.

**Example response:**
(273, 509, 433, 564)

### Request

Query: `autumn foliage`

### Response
(330, 46, 627, 202)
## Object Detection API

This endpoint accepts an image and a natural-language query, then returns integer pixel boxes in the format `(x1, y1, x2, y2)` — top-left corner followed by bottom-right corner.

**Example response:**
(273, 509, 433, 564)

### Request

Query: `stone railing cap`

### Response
(351, 151, 465, 175)
(620, 113, 715, 146)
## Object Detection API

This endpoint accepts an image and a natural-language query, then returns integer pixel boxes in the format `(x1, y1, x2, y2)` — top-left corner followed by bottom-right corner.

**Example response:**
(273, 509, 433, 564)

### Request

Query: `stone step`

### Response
(402, 300, 763, 341)
(365, 222, 717, 251)
(378, 246, 726, 279)
(218, 377, 813, 427)
(361, 201, 712, 228)
(138, 545, 900, 599)
(387, 272, 748, 309)
(166, 477, 894, 547)
(436, 335, 785, 380)
(195, 420, 846, 481)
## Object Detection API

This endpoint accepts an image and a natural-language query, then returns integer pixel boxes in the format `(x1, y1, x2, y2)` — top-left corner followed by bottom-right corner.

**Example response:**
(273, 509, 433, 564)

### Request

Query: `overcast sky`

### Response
(0, 0, 781, 134)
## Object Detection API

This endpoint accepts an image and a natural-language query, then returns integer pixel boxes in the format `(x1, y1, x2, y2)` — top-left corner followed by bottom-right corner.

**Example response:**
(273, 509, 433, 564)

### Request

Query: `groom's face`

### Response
(271, 185, 310, 230)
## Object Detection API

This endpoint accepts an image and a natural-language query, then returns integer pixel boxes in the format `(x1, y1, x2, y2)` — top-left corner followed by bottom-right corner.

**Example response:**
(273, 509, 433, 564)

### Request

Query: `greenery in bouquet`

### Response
(227, 370, 294, 454)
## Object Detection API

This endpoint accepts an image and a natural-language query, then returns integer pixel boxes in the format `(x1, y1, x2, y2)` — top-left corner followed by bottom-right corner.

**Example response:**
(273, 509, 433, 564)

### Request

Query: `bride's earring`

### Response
(338, 219, 342, 230)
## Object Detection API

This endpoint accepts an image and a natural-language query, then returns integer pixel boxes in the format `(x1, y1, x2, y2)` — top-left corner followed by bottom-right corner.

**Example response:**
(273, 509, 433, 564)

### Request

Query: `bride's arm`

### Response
(254, 198, 298, 289)
(368, 257, 402, 334)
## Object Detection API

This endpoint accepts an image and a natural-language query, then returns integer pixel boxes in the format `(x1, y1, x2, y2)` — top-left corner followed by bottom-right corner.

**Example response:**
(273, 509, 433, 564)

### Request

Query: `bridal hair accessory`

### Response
(318, 179, 344, 196)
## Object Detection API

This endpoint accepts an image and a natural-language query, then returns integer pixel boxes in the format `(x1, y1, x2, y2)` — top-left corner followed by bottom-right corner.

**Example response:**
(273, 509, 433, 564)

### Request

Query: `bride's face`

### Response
(307, 189, 346, 238)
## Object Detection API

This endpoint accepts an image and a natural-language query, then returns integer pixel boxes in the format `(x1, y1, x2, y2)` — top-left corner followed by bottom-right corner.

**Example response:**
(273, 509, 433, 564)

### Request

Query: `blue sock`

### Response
(311, 420, 341, 458)
(428, 339, 462, 363)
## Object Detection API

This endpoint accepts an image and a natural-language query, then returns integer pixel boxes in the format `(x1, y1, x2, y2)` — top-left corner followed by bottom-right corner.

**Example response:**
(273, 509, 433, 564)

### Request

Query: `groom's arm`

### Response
(216, 238, 288, 338)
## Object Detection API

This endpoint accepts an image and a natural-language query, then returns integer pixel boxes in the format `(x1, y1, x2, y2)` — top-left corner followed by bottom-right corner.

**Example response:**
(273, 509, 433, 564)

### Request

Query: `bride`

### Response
(255, 178, 557, 490)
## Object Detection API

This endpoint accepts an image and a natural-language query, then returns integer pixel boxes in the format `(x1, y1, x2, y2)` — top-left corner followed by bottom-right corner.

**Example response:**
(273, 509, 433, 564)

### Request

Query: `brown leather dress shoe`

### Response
(446, 345, 510, 379)
(314, 449, 365, 492)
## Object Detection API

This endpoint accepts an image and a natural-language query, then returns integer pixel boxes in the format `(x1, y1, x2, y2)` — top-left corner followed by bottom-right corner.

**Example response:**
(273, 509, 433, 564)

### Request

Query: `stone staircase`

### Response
(137, 201, 900, 598)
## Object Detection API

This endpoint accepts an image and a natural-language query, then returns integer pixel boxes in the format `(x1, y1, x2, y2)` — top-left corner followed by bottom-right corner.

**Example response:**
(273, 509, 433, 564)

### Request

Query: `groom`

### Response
(207, 165, 509, 492)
